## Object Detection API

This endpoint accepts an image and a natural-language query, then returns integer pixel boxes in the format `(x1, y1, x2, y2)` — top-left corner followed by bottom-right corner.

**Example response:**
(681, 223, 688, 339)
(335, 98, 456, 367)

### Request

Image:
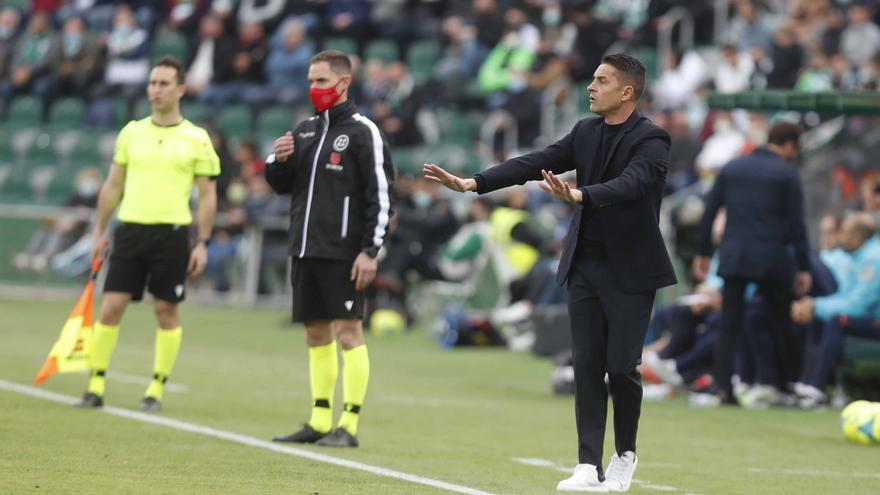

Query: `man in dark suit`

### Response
(425, 53, 676, 493)
(693, 122, 812, 405)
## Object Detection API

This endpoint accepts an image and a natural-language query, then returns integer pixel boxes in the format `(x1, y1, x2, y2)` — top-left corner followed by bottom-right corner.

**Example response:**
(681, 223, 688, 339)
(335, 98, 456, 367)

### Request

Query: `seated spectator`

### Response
(724, 0, 774, 53)
(0, 7, 21, 84)
(0, 12, 53, 120)
(89, 4, 150, 126)
(792, 213, 880, 407)
(323, 0, 371, 55)
(477, 6, 538, 95)
(369, 62, 423, 146)
(652, 47, 708, 112)
(714, 43, 754, 94)
(39, 16, 105, 122)
(244, 18, 314, 109)
(12, 167, 102, 274)
(185, 13, 236, 100)
(841, 2, 880, 67)
(201, 20, 267, 109)
(765, 25, 806, 89)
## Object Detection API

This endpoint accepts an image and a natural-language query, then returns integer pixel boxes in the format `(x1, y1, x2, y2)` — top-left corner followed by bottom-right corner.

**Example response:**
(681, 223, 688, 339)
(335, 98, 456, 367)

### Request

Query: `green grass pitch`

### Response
(0, 298, 877, 495)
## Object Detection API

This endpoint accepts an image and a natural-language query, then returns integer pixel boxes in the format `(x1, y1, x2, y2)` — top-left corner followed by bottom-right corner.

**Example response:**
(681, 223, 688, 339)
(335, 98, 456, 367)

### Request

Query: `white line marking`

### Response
(748, 467, 880, 479)
(107, 371, 189, 393)
(0, 379, 497, 495)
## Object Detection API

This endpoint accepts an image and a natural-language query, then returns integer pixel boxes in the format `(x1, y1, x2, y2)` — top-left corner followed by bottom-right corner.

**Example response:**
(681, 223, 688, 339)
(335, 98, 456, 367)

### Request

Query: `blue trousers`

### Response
(807, 316, 880, 389)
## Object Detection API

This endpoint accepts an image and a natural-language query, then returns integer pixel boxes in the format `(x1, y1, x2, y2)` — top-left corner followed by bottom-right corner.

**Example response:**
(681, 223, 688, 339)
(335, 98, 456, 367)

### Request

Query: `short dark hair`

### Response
(310, 50, 352, 75)
(601, 53, 647, 100)
(153, 55, 186, 85)
(767, 121, 803, 147)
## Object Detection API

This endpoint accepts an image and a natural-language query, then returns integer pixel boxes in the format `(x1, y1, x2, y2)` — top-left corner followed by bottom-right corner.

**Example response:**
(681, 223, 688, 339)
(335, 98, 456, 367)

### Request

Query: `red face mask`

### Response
(310, 83, 342, 112)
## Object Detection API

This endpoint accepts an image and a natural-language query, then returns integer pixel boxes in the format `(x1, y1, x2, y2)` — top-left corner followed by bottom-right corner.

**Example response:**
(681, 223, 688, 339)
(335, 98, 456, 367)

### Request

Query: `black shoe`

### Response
(139, 396, 162, 412)
(272, 424, 328, 444)
(315, 428, 359, 448)
(74, 392, 103, 408)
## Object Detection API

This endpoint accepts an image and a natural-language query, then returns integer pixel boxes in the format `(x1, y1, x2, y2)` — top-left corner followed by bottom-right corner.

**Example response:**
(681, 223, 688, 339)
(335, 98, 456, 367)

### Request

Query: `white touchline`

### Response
(0, 380, 497, 495)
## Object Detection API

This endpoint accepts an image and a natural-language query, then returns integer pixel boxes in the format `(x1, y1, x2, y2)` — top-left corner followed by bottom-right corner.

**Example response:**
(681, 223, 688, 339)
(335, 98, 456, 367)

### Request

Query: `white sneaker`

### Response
(604, 451, 637, 492)
(644, 352, 682, 386)
(557, 464, 608, 492)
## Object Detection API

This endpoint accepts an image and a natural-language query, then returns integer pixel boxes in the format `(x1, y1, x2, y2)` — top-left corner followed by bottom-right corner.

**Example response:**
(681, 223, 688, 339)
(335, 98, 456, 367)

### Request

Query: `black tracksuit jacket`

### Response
(264, 100, 395, 261)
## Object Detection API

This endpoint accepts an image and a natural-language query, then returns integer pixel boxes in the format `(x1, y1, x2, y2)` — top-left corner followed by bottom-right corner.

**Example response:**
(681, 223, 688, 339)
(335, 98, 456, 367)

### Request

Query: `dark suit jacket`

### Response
(697, 147, 809, 284)
(474, 110, 677, 293)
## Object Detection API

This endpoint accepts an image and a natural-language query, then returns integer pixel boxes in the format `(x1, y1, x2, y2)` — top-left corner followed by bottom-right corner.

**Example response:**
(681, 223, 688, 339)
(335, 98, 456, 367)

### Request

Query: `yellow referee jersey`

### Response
(113, 118, 220, 225)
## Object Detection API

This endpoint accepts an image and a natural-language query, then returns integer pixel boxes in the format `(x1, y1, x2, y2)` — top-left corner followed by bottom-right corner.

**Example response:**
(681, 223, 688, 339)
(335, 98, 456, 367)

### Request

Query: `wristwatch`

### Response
(363, 246, 380, 258)
(198, 238, 211, 247)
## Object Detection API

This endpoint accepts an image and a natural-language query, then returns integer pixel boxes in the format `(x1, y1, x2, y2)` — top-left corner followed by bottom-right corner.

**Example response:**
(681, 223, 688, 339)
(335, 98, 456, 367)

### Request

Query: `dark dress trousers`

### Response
(697, 147, 809, 397)
(474, 110, 677, 469)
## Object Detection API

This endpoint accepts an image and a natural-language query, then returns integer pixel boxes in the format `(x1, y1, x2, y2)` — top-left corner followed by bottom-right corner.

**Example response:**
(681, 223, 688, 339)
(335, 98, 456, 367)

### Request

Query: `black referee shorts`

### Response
(104, 223, 190, 303)
(291, 257, 365, 323)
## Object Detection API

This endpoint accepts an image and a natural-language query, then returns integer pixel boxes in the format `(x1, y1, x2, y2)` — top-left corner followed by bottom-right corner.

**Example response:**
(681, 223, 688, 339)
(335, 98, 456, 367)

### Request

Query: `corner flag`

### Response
(33, 251, 105, 385)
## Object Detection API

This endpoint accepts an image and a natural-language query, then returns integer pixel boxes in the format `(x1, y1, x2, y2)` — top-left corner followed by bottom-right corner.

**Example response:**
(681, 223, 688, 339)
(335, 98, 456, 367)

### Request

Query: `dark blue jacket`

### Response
(698, 147, 809, 284)
(474, 110, 677, 293)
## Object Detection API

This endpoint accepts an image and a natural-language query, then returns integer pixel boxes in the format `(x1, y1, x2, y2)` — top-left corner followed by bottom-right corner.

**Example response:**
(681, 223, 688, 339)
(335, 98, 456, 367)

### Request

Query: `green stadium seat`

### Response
(49, 98, 86, 129)
(151, 27, 187, 63)
(0, 163, 30, 200)
(257, 107, 293, 137)
(69, 133, 104, 166)
(391, 147, 417, 175)
(632, 47, 658, 81)
(25, 132, 58, 164)
(364, 39, 399, 63)
(7, 96, 41, 128)
(406, 40, 440, 81)
(324, 37, 357, 55)
(438, 109, 481, 147)
(182, 100, 212, 126)
(216, 105, 253, 138)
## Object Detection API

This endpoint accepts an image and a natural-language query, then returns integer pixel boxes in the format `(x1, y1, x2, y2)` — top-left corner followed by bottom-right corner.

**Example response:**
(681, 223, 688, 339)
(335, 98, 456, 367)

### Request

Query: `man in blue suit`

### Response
(694, 122, 812, 404)
(426, 54, 676, 493)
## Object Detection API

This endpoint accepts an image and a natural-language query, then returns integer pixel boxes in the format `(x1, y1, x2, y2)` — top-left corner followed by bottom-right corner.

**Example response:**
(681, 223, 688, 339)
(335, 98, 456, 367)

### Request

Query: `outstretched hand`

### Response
(423, 163, 476, 193)
(537, 170, 583, 203)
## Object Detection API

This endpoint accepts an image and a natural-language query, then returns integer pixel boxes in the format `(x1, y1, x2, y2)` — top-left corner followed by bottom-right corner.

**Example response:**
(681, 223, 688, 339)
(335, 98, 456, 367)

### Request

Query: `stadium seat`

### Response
(406, 40, 440, 81)
(437, 109, 481, 147)
(151, 27, 187, 63)
(216, 105, 252, 138)
(632, 47, 658, 81)
(25, 132, 58, 164)
(324, 37, 357, 55)
(69, 133, 104, 166)
(0, 162, 30, 200)
(391, 147, 417, 174)
(49, 98, 85, 130)
(7, 96, 41, 128)
(181, 100, 211, 126)
(364, 39, 399, 63)
(257, 107, 293, 137)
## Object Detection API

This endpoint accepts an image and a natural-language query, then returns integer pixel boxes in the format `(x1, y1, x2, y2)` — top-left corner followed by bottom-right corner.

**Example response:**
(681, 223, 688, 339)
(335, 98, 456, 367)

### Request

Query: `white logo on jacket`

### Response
(333, 135, 350, 151)
(298, 131, 315, 138)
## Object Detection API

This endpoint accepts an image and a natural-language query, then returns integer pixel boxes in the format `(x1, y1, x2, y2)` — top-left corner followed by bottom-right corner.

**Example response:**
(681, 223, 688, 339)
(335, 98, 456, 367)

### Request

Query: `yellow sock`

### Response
(87, 322, 119, 396)
(338, 345, 369, 436)
(308, 341, 338, 433)
(144, 327, 182, 400)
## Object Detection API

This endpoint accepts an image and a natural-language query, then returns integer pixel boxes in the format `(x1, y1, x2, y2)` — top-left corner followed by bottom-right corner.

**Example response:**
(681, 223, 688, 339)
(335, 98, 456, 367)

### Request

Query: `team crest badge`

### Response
(333, 135, 350, 152)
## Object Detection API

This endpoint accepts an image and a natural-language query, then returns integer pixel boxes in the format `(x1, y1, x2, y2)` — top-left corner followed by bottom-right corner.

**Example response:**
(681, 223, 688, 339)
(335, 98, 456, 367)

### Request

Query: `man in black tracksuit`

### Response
(265, 51, 395, 448)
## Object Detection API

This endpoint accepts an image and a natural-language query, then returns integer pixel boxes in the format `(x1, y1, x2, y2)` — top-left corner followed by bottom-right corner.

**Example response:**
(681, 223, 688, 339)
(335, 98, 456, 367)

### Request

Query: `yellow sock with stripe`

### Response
(308, 341, 338, 433)
(338, 345, 369, 436)
(144, 327, 182, 401)
(87, 322, 119, 396)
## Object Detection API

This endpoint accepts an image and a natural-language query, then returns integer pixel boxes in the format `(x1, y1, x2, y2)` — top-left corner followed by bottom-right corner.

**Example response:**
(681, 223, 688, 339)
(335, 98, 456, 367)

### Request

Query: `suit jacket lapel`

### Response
(597, 109, 643, 179)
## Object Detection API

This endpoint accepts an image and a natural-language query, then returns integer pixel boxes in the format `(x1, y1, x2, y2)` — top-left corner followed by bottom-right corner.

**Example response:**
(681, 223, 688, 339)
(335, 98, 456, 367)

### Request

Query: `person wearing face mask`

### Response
(39, 15, 104, 122)
(425, 54, 676, 493)
(694, 122, 812, 407)
(12, 168, 102, 274)
(264, 50, 395, 448)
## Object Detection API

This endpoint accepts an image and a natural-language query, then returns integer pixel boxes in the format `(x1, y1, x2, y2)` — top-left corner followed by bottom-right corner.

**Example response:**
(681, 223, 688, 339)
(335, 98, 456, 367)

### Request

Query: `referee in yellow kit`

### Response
(75, 56, 220, 412)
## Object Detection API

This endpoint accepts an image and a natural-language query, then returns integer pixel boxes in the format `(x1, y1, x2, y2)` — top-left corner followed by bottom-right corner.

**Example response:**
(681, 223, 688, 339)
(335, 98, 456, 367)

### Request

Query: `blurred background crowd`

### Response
(1, 0, 880, 408)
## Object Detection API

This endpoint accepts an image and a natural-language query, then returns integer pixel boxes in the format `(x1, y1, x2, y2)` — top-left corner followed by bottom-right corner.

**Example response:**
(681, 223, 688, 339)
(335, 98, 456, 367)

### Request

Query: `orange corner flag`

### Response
(34, 249, 104, 385)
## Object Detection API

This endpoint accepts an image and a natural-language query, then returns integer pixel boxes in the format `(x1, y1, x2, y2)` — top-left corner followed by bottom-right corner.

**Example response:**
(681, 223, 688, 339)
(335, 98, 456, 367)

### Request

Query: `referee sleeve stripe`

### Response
(353, 113, 390, 248)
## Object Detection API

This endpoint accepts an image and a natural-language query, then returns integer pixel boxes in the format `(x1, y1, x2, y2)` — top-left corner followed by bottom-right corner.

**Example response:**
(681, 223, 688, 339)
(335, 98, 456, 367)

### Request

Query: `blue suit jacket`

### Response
(474, 110, 677, 293)
(698, 148, 809, 284)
